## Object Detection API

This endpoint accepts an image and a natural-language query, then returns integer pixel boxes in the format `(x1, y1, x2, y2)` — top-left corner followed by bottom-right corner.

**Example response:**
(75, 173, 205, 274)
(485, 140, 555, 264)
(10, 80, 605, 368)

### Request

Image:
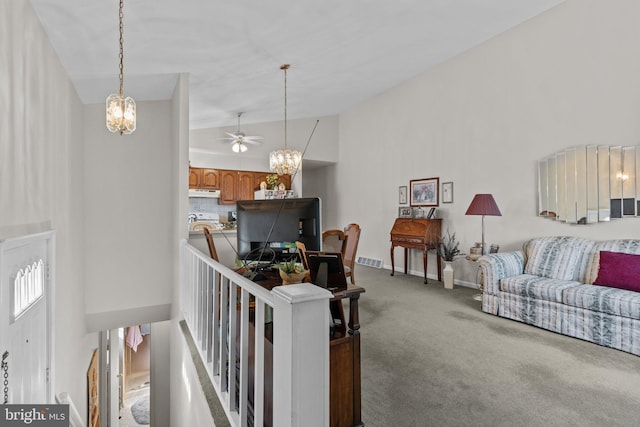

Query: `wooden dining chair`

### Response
(322, 229, 347, 256)
(342, 223, 361, 284)
(295, 241, 309, 270)
(203, 227, 220, 262)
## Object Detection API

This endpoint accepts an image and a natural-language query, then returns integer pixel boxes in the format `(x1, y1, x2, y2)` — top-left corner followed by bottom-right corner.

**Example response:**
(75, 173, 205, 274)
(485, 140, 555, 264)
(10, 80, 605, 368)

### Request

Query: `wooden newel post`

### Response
(272, 283, 332, 427)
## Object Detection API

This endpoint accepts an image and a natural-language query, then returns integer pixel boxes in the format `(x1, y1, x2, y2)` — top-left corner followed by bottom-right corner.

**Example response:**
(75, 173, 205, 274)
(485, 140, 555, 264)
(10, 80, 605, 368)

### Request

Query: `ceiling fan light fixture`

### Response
(225, 112, 262, 153)
(232, 141, 248, 153)
(270, 64, 302, 176)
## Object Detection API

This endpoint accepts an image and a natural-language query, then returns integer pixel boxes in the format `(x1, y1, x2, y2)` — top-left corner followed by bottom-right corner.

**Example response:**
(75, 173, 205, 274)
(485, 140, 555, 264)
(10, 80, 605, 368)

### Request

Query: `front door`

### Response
(0, 231, 54, 403)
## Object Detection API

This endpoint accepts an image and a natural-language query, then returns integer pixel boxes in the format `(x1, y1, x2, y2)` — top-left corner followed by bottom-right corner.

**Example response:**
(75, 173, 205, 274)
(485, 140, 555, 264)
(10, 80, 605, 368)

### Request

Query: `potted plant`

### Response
(437, 230, 460, 290)
(266, 174, 280, 190)
(278, 258, 307, 285)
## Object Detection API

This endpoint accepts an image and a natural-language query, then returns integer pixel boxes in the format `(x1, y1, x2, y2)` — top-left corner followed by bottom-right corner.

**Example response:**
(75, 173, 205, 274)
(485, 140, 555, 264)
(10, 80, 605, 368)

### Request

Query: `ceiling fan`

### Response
(219, 112, 263, 153)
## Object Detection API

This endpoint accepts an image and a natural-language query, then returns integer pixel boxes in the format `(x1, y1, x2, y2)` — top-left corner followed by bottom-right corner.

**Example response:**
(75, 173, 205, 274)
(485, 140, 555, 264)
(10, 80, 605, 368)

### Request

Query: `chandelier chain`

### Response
(118, 0, 124, 97)
(270, 64, 300, 176)
(282, 64, 289, 149)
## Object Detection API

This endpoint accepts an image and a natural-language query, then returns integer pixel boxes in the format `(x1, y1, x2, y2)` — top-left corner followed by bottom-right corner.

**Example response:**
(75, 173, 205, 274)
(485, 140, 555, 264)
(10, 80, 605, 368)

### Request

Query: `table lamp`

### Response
(465, 194, 502, 255)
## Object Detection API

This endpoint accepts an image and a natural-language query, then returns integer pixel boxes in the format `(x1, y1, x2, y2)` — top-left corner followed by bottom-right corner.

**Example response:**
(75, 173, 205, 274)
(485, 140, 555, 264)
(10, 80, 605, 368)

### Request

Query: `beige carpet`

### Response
(119, 377, 150, 427)
(357, 266, 640, 427)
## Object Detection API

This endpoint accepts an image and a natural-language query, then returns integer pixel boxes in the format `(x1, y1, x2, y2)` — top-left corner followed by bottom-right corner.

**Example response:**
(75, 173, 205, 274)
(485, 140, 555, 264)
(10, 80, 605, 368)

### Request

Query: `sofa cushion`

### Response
(563, 284, 640, 320)
(593, 251, 640, 292)
(584, 240, 640, 284)
(501, 274, 581, 303)
(523, 236, 593, 281)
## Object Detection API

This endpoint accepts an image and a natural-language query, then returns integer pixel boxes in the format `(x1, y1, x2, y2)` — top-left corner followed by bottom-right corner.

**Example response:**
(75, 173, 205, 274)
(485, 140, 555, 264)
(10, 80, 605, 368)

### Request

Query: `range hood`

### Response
(188, 189, 221, 198)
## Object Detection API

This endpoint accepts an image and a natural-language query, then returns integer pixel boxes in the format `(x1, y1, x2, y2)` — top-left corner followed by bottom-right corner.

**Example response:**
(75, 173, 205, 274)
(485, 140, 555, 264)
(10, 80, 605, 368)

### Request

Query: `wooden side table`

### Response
(465, 256, 484, 301)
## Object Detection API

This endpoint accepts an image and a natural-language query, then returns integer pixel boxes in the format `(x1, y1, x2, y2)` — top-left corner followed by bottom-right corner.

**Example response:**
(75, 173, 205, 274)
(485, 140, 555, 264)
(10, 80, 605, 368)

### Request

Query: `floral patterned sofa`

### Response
(478, 236, 640, 356)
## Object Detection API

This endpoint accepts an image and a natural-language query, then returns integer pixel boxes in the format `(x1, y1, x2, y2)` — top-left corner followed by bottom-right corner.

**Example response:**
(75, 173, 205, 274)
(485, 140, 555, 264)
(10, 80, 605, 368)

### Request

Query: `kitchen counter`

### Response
(189, 220, 236, 232)
(188, 228, 236, 237)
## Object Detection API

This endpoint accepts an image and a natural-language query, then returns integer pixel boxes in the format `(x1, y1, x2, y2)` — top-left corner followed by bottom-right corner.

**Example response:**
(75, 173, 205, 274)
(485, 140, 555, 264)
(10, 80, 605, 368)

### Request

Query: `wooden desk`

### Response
(390, 218, 442, 284)
(243, 268, 365, 427)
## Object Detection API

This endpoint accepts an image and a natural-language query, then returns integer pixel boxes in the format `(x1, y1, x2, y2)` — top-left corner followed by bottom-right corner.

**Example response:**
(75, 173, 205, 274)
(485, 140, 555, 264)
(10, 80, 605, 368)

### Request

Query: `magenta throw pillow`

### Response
(593, 251, 640, 292)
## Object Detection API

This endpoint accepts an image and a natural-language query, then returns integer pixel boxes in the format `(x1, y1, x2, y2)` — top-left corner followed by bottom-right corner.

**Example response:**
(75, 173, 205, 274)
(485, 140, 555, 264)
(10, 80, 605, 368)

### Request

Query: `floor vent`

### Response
(356, 256, 383, 269)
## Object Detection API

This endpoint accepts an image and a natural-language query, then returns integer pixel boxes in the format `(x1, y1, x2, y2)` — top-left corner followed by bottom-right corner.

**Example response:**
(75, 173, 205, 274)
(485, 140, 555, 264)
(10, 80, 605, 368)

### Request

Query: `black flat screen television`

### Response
(236, 197, 322, 264)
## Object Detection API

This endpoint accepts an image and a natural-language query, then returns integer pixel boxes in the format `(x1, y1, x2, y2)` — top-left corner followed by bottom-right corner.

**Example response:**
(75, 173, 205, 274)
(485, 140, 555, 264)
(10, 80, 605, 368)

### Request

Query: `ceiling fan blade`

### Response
(242, 135, 262, 140)
(244, 139, 263, 145)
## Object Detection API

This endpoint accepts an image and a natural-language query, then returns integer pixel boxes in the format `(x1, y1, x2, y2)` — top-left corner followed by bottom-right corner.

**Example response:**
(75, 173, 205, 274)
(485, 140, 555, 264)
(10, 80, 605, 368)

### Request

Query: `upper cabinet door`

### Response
(254, 172, 269, 190)
(189, 167, 202, 189)
(237, 171, 255, 201)
(279, 174, 291, 190)
(219, 170, 237, 205)
(201, 169, 220, 189)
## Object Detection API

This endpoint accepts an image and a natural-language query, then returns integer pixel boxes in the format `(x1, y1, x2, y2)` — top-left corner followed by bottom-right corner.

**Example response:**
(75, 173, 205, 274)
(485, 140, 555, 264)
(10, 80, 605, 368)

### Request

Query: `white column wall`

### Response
(0, 0, 96, 418)
(330, 0, 640, 283)
(83, 101, 176, 323)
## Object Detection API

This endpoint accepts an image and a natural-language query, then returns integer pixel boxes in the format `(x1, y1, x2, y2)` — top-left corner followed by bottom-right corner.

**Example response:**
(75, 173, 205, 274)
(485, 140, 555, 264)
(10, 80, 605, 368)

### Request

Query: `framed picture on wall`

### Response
(410, 177, 439, 207)
(399, 186, 408, 205)
(442, 182, 453, 203)
(399, 206, 413, 218)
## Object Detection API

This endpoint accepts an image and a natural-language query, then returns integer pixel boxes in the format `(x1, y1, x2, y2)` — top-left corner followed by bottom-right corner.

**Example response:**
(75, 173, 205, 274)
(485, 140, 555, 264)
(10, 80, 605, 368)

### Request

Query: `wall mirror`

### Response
(538, 145, 639, 224)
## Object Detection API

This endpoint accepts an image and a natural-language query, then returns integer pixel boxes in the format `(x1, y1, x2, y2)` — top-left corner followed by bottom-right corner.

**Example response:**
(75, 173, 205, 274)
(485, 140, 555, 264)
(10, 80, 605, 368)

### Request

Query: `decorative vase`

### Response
(279, 269, 306, 285)
(443, 261, 454, 290)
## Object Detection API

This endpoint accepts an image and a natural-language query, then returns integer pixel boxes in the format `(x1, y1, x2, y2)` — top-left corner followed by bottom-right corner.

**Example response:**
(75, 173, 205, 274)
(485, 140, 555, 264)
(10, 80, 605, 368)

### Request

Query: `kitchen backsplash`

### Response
(189, 198, 236, 221)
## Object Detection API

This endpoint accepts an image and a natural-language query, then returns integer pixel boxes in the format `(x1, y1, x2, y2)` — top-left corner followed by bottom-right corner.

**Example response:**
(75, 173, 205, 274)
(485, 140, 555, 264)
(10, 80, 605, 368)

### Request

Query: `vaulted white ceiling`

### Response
(29, 0, 563, 129)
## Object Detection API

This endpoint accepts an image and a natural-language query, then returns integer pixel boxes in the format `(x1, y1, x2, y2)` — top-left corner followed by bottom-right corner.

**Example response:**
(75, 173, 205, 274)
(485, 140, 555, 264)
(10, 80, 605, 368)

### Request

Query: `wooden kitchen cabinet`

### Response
(253, 172, 270, 190)
(201, 169, 220, 189)
(189, 167, 220, 189)
(197, 168, 293, 204)
(219, 170, 237, 205)
(279, 174, 291, 190)
(253, 172, 291, 190)
(189, 167, 202, 189)
(237, 171, 255, 201)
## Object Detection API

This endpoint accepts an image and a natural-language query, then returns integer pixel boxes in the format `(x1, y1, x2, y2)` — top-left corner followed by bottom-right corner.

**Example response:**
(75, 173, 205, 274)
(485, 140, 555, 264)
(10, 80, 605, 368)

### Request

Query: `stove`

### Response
(188, 212, 220, 231)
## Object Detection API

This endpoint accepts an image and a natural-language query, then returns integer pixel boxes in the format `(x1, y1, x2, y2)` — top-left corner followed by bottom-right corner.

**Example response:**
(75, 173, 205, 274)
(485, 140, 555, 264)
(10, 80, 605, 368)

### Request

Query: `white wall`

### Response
(302, 165, 338, 229)
(168, 73, 191, 427)
(0, 0, 96, 417)
(170, 322, 216, 427)
(330, 0, 640, 283)
(83, 101, 176, 326)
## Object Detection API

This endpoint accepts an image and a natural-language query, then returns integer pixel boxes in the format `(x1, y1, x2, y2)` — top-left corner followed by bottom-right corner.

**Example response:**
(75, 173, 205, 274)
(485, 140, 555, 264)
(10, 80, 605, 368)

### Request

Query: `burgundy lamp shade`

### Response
(465, 194, 502, 217)
(466, 194, 501, 257)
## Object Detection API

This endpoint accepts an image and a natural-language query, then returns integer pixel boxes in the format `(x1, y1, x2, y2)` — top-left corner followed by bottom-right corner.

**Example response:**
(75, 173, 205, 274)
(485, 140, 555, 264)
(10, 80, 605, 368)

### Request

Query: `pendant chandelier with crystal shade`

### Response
(106, 0, 136, 135)
(270, 64, 302, 176)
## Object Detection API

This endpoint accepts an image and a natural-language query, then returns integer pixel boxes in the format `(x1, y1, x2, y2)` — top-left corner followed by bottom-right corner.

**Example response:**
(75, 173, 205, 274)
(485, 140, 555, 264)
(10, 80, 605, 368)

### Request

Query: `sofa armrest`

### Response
(478, 251, 525, 295)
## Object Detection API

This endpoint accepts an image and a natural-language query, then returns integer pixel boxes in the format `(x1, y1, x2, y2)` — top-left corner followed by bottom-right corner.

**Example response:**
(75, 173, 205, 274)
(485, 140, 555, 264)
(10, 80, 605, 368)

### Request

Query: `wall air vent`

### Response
(356, 256, 383, 269)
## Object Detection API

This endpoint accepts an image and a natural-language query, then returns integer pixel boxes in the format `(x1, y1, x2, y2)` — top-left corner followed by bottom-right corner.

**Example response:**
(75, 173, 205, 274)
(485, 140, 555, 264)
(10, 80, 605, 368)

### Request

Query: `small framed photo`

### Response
(399, 186, 408, 205)
(412, 207, 425, 218)
(399, 206, 413, 218)
(427, 207, 436, 219)
(442, 182, 453, 204)
(410, 177, 439, 207)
